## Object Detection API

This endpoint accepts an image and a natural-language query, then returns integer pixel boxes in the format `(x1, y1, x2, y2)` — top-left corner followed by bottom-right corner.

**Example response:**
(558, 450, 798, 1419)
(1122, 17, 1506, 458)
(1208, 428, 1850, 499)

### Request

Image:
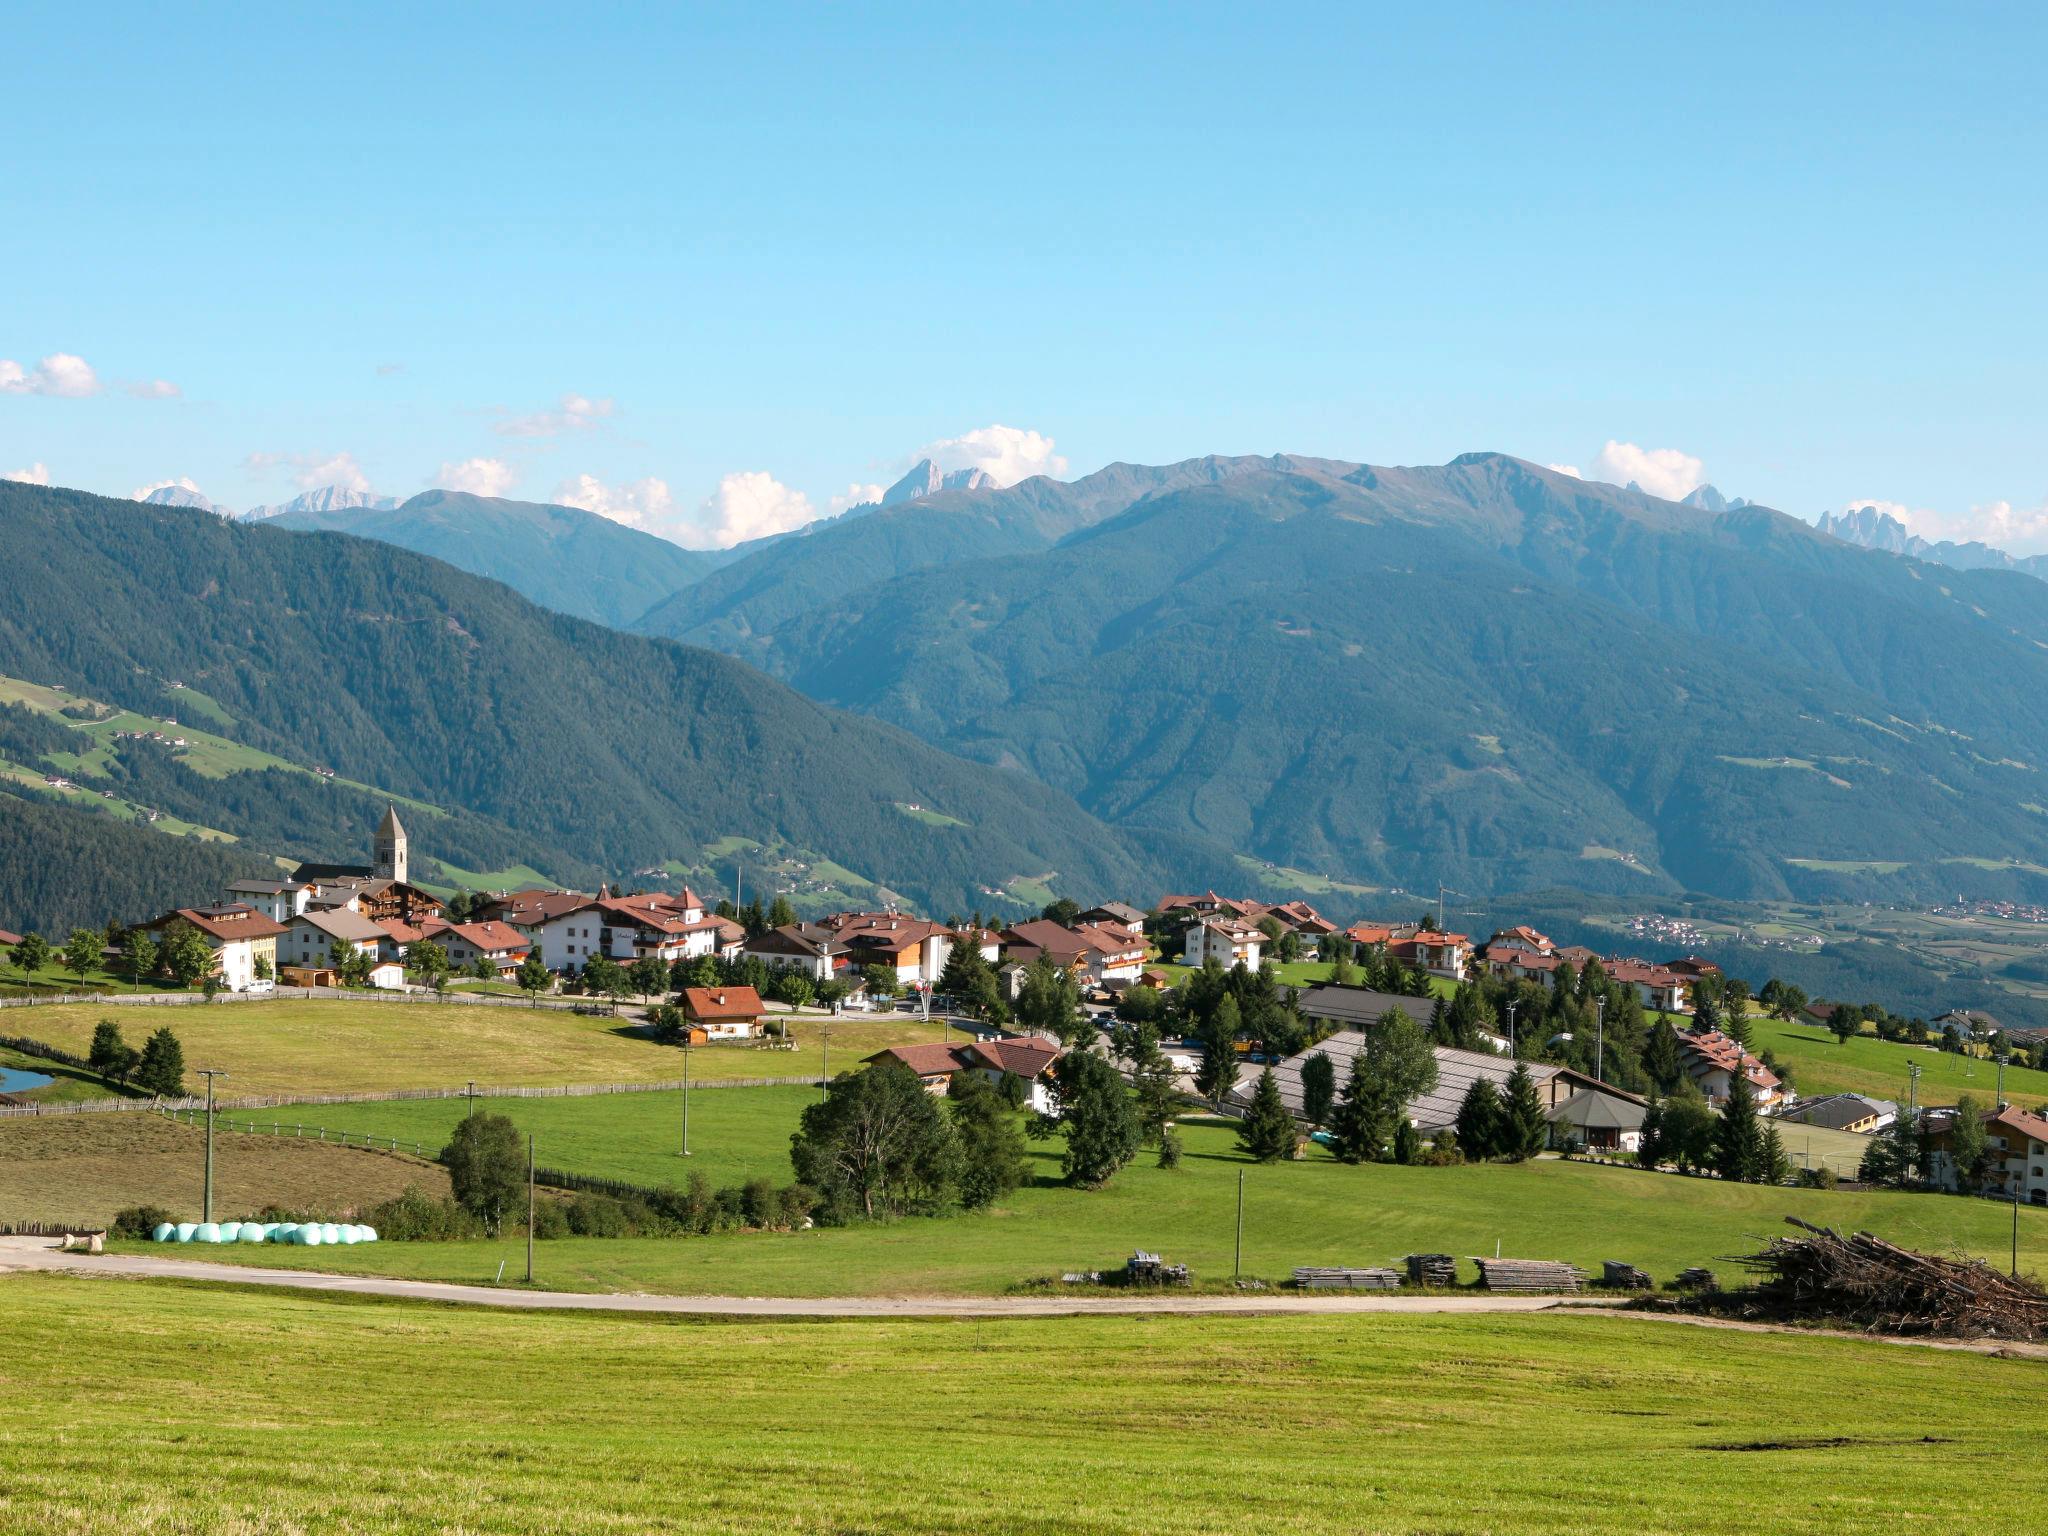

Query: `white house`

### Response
(1182, 917, 1264, 970)
(144, 905, 285, 994)
(280, 907, 389, 978)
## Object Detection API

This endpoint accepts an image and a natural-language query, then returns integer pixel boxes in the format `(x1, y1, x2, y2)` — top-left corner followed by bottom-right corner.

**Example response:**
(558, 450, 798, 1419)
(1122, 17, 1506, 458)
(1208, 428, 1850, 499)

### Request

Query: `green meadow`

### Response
(0, 1275, 2040, 1535)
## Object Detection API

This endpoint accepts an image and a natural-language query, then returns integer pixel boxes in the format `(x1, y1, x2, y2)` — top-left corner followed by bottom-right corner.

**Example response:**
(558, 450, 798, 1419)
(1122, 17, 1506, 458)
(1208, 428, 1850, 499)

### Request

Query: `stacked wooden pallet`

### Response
(1293, 1266, 1402, 1291)
(1405, 1253, 1457, 1287)
(1601, 1261, 1654, 1291)
(1674, 1266, 1719, 1292)
(1471, 1257, 1585, 1293)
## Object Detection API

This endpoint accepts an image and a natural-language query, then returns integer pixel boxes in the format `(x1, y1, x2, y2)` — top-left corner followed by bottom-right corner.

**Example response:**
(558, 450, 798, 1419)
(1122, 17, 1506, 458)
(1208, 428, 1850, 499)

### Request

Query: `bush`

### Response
(1797, 1166, 1840, 1191)
(740, 1177, 780, 1229)
(111, 1204, 176, 1238)
(564, 1193, 632, 1237)
(527, 1200, 569, 1239)
(363, 1186, 483, 1241)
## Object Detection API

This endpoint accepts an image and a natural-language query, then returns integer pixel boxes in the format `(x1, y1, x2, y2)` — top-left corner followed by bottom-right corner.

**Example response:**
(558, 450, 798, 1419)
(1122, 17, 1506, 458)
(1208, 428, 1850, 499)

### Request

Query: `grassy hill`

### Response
(153, 1105, 2048, 1295)
(0, 480, 1211, 916)
(639, 453, 2048, 907)
(273, 489, 733, 629)
(1753, 1014, 2048, 1111)
(8, 1279, 2038, 1535)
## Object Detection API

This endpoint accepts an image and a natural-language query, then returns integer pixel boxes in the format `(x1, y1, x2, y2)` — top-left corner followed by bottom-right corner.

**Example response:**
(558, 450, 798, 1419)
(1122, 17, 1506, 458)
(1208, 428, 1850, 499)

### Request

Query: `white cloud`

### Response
(918, 423, 1067, 487)
(496, 393, 616, 439)
(246, 449, 372, 493)
(687, 471, 815, 548)
(828, 481, 887, 514)
(0, 352, 100, 398)
(4, 462, 52, 485)
(435, 457, 518, 497)
(1587, 440, 1705, 501)
(1849, 495, 2048, 556)
(552, 472, 674, 528)
(131, 475, 206, 500)
(1546, 463, 1582, 479)
(125, 378, 181, 400)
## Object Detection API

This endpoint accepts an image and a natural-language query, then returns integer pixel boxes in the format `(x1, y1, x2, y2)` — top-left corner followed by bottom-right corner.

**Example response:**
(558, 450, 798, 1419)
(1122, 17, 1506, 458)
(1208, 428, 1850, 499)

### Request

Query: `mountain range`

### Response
(0, 480, 1226, 919)
(626, 453, 2048, 905)
(62, 452, 2048, 919)
(1815, 504, 2048, 582)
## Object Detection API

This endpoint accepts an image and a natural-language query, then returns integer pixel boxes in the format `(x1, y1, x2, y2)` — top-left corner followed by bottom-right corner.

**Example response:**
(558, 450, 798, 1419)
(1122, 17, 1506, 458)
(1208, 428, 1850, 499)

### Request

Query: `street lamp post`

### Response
(681, 1036, 692, 1157)
(1506, 1000, 1518, 1058)
(197, 1068, 227, 1223)
(1595, 997, 1606, 1083)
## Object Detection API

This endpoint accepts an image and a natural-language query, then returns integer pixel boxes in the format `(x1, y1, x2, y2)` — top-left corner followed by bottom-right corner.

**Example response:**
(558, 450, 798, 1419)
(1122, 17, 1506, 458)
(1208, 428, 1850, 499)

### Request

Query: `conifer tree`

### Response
(1236, 1066, 1296, 1162)
(1713, 1071, 1763, 1182)
(1500, 1062, 1548, 1161)
(1299, 1050, 1337, 1127)
(1760, 1123, 1792, 1186)
(1454, 1077, 1502, 1161)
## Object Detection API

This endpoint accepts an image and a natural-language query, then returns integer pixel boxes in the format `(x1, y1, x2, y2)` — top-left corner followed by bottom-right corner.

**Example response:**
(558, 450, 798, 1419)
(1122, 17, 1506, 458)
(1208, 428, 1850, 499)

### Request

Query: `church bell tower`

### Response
(375, 804, 408, 884)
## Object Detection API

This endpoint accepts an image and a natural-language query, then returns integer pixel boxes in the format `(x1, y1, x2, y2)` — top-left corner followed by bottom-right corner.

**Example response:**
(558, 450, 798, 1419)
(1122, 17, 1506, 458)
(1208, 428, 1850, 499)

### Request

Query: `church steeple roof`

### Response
(378, 804, 406, 839)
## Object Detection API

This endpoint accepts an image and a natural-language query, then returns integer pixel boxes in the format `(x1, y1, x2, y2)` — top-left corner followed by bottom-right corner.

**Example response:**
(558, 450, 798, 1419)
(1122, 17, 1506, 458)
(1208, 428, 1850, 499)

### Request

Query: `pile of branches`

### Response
(1727, 1218, 2047, 1340)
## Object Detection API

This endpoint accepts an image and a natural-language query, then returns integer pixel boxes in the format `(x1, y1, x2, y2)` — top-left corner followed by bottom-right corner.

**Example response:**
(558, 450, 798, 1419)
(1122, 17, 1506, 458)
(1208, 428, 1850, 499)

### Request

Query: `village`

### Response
(6, 809, 2043, 1209)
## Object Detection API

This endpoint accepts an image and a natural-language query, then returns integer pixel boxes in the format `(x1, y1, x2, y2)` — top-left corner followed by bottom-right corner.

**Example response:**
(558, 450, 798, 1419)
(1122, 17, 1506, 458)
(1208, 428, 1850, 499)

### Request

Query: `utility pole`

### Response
(1595, 996, 1606, 1083)
(1234, 1169, 1245, 1280)
(819, 1024, 831, 1092)
(525, 1133, 535, 1284)
(680, 1036, 692, 1156)
(1997, 1051, 2009, 1109)
(466, 1080, 477, 1118)
(197, 1068, 227, 1223)
(1908, 1061, 1921, 1121)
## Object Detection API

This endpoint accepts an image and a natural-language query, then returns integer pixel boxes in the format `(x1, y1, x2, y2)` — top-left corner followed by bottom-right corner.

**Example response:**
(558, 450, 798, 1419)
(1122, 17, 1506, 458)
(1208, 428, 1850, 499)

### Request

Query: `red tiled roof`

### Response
(682, 985, 763, 1022)
(151, 905, 289, 942)
(443, 921, 529, 954)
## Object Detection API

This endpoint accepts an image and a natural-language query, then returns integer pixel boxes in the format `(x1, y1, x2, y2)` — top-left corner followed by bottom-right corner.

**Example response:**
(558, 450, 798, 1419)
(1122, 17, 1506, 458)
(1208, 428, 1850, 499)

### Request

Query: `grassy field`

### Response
(129, 1107, 2048, 1296)
(0, 1113, 451, 1226)
(1751, 1014, 2048, 1110)
(0, 1276, 2040, 1534)
(3, 999, 946, 1095)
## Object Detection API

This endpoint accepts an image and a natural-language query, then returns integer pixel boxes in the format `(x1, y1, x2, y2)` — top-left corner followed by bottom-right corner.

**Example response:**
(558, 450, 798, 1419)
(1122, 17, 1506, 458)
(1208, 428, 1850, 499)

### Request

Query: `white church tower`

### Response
(375, 804, 409, 885)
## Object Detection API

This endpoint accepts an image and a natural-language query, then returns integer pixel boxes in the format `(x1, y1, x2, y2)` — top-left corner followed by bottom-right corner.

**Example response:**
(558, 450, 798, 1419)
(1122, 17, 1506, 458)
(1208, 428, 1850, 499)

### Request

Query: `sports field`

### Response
(125, 1103, 2048, 1296)
(0, 1275, 2038, 1534)
(3, 999, 942, 1094)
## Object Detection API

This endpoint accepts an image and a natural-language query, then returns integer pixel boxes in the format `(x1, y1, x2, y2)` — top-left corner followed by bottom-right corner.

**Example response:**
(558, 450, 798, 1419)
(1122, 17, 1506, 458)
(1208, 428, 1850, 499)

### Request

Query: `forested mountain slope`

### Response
(663, 453, 2048, 903)
(0, 482, 1217, 916)
(273, 490, 732, 629)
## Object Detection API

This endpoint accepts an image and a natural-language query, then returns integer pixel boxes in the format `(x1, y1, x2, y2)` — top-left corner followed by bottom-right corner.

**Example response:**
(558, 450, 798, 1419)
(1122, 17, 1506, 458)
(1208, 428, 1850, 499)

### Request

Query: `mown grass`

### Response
(0, 1112, 451, 1226)
(4, 999, 946, 1095)
(1752, 1014, 2048, 1110)
(0, 1275, 2040, 1534)
(133, 1108, 2048, 1296)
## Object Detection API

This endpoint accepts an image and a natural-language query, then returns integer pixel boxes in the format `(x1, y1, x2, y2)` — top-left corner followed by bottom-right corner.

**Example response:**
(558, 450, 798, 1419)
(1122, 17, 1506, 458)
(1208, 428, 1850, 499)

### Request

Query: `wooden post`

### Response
(1234, 1169, 1244, 1280)
(525, 1133, 535, 1284)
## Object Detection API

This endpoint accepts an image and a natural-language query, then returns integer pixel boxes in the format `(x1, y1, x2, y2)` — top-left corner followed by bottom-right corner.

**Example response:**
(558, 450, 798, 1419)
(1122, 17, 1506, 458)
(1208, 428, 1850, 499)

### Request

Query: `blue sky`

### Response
(5, 3, 2044, 548)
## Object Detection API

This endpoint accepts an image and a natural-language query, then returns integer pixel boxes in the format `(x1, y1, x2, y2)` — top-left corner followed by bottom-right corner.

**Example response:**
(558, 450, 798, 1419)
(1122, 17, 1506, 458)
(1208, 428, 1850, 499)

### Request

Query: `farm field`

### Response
(2, 999, 945, 1095)
(132, 1106, 2048, 1296)
(0, 1113, 451, 1227)
(1, 1275, 2041, 1535)
(1750, 1014, 2048, 1111)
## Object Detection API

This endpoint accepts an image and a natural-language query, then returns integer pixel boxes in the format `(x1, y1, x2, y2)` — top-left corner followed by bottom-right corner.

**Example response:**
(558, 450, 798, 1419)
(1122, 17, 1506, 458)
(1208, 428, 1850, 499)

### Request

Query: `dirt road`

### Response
(0, 1237, 1588, 1318)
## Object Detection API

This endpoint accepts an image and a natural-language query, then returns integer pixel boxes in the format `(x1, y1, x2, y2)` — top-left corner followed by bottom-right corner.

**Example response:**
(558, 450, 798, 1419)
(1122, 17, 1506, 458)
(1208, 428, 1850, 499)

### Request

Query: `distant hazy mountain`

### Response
(272, 489, 739, 628)
(1815, 504, 2048, 580)
(881, 458, 996, 506)
(139, 484, 232, 517)
(1680, 484, 1750, 512)
(645, 451, 2048, 905)
(242, 485, 400, 521)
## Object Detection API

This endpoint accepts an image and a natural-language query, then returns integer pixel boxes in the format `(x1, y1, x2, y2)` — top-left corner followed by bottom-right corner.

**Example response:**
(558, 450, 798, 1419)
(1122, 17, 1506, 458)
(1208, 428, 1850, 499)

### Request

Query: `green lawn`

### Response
(1, 1276, 2040, 1534)
(139, 1107, 2048, 1296)
(6, 999, 947, 1096)
(1751, 1014, 2048, 1110)
(184, 1083, 821, 1190)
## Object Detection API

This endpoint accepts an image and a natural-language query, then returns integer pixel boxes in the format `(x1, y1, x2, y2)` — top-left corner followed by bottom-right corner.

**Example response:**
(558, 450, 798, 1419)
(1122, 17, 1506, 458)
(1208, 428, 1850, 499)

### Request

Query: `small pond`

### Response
(0, 1066, 55, 1094)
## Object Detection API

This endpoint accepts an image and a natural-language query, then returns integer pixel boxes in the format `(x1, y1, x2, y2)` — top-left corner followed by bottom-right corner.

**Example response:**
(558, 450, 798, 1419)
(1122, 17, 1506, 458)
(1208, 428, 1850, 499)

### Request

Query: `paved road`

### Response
(0, 1238, 1591, 1318)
